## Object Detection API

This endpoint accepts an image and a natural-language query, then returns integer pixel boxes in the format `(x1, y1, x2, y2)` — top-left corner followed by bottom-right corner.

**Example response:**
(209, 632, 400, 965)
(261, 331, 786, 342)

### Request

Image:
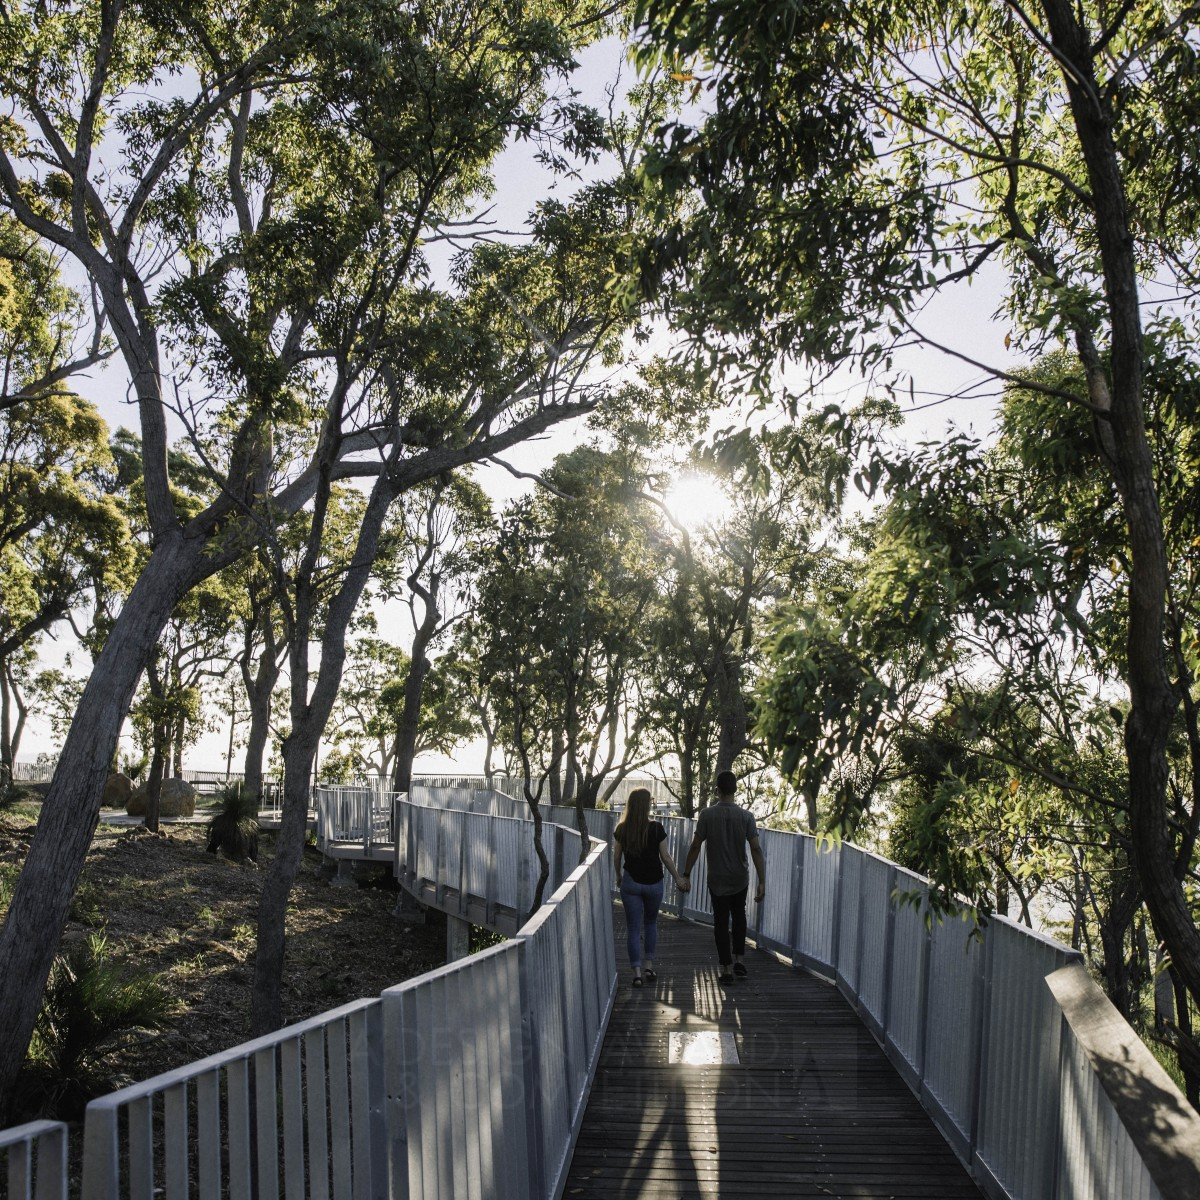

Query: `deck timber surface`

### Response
(562, 905, 983, 1200)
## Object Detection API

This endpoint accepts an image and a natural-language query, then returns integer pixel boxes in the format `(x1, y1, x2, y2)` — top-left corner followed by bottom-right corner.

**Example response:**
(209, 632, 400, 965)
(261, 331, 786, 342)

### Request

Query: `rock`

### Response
(127, 777, 198, 819)
(103, 773, 134, 808)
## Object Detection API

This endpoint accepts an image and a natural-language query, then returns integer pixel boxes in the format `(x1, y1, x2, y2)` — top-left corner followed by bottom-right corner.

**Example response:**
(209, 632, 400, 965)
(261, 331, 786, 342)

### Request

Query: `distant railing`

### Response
(315, 786, 395, 858)
(72, 794, 614, 1200)
(1, 1119, 67, 1200)
(10, 761, 55, 784)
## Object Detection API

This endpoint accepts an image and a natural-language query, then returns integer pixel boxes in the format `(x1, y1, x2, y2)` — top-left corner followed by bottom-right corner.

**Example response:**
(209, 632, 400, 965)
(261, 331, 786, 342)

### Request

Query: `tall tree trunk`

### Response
(482, 715, 496, 782)
(8, 666, 26, 774)
(241, 628, 282, 812)
(144, 732, 165, 834)
(548, 727, 564, 807)
(250, 470, 396, 1035)
(0, 666, 13, 789)
(225, 685, 238, 778)
(677, 741, 696, 818)
(251, 730, 318, 1033)
(390, 574, 440, 794)
(1042, 0, 1200, 1017)
(713, 653, 748, 775)
(242, 692, 272, 806)
(0, 534, 201, 1115)
(390, 651, 432, 794)
(143, 659, 167, 833)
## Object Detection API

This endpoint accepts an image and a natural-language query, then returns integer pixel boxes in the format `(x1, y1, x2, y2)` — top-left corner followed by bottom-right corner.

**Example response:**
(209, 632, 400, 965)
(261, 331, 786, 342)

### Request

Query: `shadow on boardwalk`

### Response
(564, 905, 983, 1199)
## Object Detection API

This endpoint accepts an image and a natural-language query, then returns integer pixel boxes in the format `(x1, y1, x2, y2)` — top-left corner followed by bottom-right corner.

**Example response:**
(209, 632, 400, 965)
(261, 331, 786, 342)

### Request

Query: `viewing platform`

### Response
(3, 784, 1199, 1200)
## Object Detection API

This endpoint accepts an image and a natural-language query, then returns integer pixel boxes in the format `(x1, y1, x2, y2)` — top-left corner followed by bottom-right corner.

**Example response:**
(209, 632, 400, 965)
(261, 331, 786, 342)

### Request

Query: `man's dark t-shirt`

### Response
(695, 803, 758, 896)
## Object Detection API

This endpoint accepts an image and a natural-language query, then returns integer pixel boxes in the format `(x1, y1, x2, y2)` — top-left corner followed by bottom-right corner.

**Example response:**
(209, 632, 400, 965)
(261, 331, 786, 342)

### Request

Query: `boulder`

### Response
(103, 773, 134, 809)
(127, 777, 198, 819)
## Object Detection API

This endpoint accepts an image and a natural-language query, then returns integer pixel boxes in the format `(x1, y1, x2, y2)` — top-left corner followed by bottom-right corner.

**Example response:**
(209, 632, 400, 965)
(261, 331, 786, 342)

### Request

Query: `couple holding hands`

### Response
(612, 771, 766, 987)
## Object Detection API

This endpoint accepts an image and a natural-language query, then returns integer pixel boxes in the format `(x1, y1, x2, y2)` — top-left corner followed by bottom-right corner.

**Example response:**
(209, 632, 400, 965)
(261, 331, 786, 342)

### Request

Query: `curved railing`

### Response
(74, 791, 615, 1200)
(458, 799, 1198, 1200)
(7, 786, 1198, 1199)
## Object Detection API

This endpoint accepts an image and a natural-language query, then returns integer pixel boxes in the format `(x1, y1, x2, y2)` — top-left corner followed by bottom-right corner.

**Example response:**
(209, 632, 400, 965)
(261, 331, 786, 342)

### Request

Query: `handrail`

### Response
(74, 794, 615, 1200)
(0, 1120, 68, 1200)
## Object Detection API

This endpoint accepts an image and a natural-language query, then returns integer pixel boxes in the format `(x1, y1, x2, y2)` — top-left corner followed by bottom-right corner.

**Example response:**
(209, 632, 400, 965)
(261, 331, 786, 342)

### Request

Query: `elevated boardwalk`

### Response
(567, 907, 982, 1199)
(6, 786, 1199, 1200)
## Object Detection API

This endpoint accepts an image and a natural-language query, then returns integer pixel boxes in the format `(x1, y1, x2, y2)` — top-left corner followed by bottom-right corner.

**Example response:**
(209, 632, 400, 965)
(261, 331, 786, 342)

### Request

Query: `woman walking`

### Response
(613, 788, 689, 987)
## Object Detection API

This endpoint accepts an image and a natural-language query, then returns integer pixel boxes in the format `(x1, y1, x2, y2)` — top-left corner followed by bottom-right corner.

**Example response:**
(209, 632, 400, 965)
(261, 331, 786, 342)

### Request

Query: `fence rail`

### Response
(320, 786, 1198, 1198)
(2, 783, 1195, 1199)
(72, 792, 614, 1200)
(1, 1120, 68, 1200)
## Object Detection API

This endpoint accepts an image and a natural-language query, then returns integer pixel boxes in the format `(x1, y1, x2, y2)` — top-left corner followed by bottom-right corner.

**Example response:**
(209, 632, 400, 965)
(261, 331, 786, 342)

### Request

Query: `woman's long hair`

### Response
(614, 787, 653, 855)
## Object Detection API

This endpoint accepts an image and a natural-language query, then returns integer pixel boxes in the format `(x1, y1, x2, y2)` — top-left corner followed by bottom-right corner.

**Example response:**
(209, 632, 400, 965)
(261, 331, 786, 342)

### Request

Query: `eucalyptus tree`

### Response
(643, 417, 859, 816)
(473, 443, 663, 892)
(0, 393, 130, 784)
(446, 614, 511, 782)
(130, 573, 241, 825)
(328, 634, 478, 780)
(0, 222, 130, 783)
(0, 0, 641, 1095)
(372, 474, 492, 792)
(757, 353, 1200, 1089)
(632, 0, 1200, 1042)
(227, 547, 287, 805)
(0, 214, 112, 412)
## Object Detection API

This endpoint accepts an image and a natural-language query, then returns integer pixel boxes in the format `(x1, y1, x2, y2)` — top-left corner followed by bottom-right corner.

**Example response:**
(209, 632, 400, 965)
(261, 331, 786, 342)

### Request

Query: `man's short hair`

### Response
(716, 770, 737, 796)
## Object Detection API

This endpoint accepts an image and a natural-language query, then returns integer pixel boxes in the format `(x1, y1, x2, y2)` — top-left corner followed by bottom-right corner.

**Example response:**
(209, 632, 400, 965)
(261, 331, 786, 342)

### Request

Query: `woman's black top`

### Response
(616, 820, 667, 884)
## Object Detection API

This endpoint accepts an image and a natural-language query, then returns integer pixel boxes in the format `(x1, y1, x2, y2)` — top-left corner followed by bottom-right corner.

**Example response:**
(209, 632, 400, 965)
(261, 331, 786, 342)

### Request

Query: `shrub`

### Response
(205, 783, 260, 863)
(21, 931, 173, 1119)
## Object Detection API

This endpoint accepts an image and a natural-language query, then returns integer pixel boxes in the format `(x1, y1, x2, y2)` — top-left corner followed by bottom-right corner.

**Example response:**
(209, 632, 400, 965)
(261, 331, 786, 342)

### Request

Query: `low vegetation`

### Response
(0, 797, 445, 1123)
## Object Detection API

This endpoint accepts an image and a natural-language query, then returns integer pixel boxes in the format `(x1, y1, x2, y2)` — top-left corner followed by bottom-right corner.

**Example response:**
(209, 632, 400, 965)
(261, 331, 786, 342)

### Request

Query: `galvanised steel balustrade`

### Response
(1, 1119, 67, 1200)
(391, 792, 1198, 1200)
(3, 786, 1198, 1200)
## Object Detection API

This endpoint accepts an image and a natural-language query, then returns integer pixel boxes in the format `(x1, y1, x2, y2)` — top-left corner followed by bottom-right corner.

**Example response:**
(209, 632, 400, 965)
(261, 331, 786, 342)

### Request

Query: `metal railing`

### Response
(315, 786, 396, 858)
(81, 998, 385, 1200)
(71, 793, 615, 1200)
(465, 799, 1194, 1200)
(1, 1120, 68, 1200)
(4, 782, 1194, 1198)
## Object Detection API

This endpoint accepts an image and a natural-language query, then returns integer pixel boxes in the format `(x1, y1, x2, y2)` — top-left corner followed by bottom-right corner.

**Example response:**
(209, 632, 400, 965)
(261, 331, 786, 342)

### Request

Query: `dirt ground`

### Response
(0, 802, 447, 1103)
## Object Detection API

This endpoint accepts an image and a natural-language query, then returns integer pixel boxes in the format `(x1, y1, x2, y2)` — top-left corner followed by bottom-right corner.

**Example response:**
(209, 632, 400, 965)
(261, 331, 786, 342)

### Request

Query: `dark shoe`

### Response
(733, 962, 748, 978)
(718, 966, 734, 984)
(632, 976, 643, 988)
(643, 967, 657, 981)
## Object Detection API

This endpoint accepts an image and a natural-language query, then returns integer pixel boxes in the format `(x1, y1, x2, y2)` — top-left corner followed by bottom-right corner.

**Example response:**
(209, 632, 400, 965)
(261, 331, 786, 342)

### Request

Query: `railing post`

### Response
(829, 839, 844, 976)
(355, 1002, 388, 1200)
(789, 834, 805, 966)
(516, 938, 547, 1199)
(914, 889, 933, 1083)
(853, 851, 867, 1003)
(966, 922, 994, 1171)
(81, 1106, 119, 1200)
(879, 865, 898, 1039)
(362, 789, 371, 857)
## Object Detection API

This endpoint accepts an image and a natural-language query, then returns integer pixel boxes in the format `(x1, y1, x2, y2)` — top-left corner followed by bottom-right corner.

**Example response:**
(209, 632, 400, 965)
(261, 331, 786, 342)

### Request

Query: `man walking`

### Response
(681, 770, 765, 983)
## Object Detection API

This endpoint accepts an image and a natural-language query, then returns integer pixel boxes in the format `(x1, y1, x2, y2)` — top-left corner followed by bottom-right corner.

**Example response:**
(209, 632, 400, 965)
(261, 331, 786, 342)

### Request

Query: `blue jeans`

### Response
(619, 877, 664, 967)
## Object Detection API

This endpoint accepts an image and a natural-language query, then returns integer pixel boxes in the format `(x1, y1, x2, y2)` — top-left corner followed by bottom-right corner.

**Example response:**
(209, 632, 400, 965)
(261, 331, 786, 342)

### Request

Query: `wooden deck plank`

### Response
(561, 906, 983, 1200)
